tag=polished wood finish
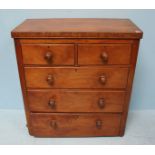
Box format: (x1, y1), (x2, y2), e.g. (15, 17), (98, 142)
(14, 39), (31, 127)
(27, 89), (125, 112)
(20, 39), (134, 44)
(78, 44), (131, 65)
(29, 113), (121, 137)
(12, 18), (142, 137)
(25, 67), (129, 89)
(119, 39), (140, 136)
(21, 44), (75, 65)
(11, 18), (143, 39)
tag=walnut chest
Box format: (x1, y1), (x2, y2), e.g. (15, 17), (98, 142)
(11, 18), (143, 137)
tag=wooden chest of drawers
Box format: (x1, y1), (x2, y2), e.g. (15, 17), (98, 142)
(11, 18), (143, 137)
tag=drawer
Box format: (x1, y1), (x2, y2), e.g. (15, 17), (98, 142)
(21, 44), (75, 65)
(29, 113), (121, 137)
(78, 44), (131, 65)
(27, 89), (125, 112)
(25, 67), (129, 89)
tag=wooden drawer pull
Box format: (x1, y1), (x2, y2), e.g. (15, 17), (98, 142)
(100, 52), (108, 63)
(96, 120), (102, 129)
(46, 74), (54, 86)
(44, 51), (53, 63)
(99, 74), (106, 85)
(98, 98), (105, 109)
(50, 120), (58, 129)
(48, 99), (56, 109)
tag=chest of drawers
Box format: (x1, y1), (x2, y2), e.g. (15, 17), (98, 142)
(11, 18), (143, 137)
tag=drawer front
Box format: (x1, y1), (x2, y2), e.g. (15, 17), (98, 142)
(27, 90), (125, 112)
(29, 113), (121, 137)
(78, 44), (131, 65)
(21, 44), (75, 65)
(25, 67), (129, 89)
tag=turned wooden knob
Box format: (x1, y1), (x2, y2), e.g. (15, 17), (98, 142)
(100, 52), (108, 63)
(99, 74), (106, 85)
(50, 120), (57, 129)
(96, 120), (102, 129)
(44, 51), (53, 63)
(46, 74), (54, 85)
(98, 98), (105, 109)
(48, 99), (56, 109)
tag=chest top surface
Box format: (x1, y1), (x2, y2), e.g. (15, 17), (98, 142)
(11, 18), (143, 39)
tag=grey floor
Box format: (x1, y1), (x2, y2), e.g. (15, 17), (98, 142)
(0, 109), (155, 145)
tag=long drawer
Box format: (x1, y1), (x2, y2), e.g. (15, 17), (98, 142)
(27, 89), (125, 112)
(29, 113), (121, 137)
(25, 67), (129, 89)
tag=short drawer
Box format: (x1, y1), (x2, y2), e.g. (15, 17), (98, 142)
(27, 89), (125, 112)
(25, 67), (129, 89)
(29, 113), (121, 137)
(78, 44), (131, 65)
(21, 44), (75, 65)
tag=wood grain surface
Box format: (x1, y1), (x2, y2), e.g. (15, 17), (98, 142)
(29, 113), (121, 137)
(25, 67), (129, 89)
(11, 18), (143, 38)
(22, 44), (75, 65)
(27, 89), (126, 112)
